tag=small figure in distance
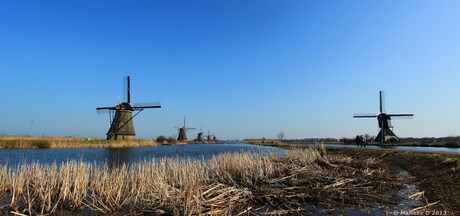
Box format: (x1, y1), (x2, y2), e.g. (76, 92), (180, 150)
(360, 135), (366, 148)
(355, 135), (361, 148)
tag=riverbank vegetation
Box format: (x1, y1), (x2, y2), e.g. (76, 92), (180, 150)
(338, 136), (460, 148)
(326, 147), (460, 214)
(0, 136), (159, 149)
(254, 136), (460, 148)
(1, 145), (410, 215)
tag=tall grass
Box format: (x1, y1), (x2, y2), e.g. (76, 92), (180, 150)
(208, 152), (280, 187)
(0, 146), (396, 215)
(0, 136), (159, 149)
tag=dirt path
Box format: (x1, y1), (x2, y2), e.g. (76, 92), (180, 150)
(327, 147), (460, 215)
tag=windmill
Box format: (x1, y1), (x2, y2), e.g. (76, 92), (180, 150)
(175, 117), (195, 141)
(97, 76), (161, 140)
(196, 127), (204, 142)
(354, 91), (413, 144)
(205, 130), (215, 142)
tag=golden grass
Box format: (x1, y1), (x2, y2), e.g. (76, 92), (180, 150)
(0, 136), (159, 149)
(0, 145), (399, 215)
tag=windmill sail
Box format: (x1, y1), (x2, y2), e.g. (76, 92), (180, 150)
(97, 76), (161, 140)
(353, 91), (413, 144)
(176, 117), (195, 141)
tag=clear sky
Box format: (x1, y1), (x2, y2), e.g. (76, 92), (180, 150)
(1, 0), (459, 140)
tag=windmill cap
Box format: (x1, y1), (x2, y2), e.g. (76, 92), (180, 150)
(116, 102), (134, 111)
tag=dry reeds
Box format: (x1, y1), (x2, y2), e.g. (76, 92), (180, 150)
(0, 136), (159, 149)
(0, 145), (399, 215)
(208, 152), (281, 188)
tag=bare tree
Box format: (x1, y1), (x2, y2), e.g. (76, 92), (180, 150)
(277, 132), (285, 140)
(364, 133), (370, 142)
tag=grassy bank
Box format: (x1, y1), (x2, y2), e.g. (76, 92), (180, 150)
(0, 136), (159, 149)
(0, 146), (405, 215)
(246, 138), (460, 148)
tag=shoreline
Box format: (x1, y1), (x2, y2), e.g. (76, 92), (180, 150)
(0, 135), (160, 149)
(0, 135), (227, 149)
(244, 139), (460, 150)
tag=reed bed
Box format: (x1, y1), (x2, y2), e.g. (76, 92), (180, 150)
(0, 136), (158, 149)
(0, 145), (400, 215)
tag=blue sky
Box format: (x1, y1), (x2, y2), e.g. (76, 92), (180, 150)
(1, 0), (459, 140)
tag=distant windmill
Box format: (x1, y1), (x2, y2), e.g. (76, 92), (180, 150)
(196, 127), (204, 142)
(97, 76), (161, 140)
(354, 91), (413, 144)
(175, 117), (195, 141)
(205, 130), (215, 141)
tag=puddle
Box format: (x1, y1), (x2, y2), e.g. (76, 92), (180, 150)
(381, 170), (424, 215)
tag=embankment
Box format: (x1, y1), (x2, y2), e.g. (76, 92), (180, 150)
(0, 136), (159, 149)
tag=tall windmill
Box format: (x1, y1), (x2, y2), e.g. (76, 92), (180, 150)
(354, 91), (413, 144)
(97, 76), (161, 140)
(175, 117), (195, 141)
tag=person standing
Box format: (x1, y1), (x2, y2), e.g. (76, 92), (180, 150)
(355, 135), (361, 148)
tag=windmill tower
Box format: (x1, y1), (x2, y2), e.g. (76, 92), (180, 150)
(354, 91), (413, 144)
(175, 117), (195, 141)
(196, 127), (204, 142)
(205, 130), (215, 142)
(97, 76), (161, 140)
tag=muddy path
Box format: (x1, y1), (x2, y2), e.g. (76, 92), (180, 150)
(327, 147), (460, 215)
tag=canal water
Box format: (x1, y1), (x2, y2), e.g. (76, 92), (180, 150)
(0, 143), (286, 166)
(1, 142), (458, 167)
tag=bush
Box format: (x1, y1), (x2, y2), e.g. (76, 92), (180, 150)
(445, 136), (460, 148)
(166, 136), (176, 144)
(156, 135), (167, 143)
(32, 140), (51, 148)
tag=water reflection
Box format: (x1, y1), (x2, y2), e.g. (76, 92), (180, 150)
(106, 147), (134, 167)
(0, 143), (286, 167)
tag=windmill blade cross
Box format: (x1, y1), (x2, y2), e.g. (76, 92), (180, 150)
(388, 114), (414, 119)
(96, 106), (116, 110)
(123, 76), (131, 103)
(353, 113), (378, 118)
(388, 114), (413, 117)
(380, 91), (386, 113)
(133, 102), (161, 109)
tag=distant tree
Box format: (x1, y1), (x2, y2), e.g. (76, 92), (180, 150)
(364, 134), (371, 142)
(277, 132), (285, 140)
(156, 135), (166, 143)
(339, 137), (354, 144)
(446, 136), (460, 147)
(166, 136), (176, 144)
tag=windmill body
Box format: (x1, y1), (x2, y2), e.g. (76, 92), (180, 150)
(196, 132), (204, 142)
(97, 76), (161, 140)
(196, 127), (204, 142)
(176, 117), (195, 142)
(354, 91), (413, 144)
(177, 128), (187, 141)
(106, 103), (136, 140)
(205, 130), (215, 141)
